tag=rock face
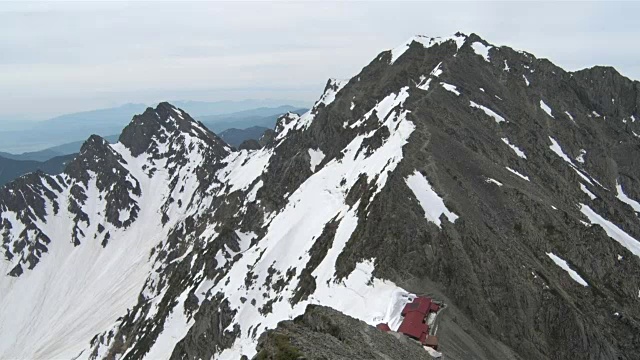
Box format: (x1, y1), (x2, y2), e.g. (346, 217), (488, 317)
(253, 305), (435, 360)
(2, 33), (640, 360)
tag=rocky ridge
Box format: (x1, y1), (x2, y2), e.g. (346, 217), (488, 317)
(1, 33), (640, 359)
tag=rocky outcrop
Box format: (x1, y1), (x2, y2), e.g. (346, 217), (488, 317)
(253, 305), (435, 360)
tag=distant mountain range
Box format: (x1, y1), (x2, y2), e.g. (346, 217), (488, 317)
(218, 126), (270, 148)
(0, 135), (120, 162)
(172, 99), (308, 117)
(199, 106), (307, 133)
(0, 100), (309, 153)
(210, 107), (310, 147)
(0, 104), (147, 154)
(0, 153), (76, 186)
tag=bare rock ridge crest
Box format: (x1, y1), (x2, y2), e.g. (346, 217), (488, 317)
(1, 32), (640, 359)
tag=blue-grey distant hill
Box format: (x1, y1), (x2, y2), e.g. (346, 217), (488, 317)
(0, 153), (76, 187)
(172, 100), (308, 117)
(198, 106), (307, 133)
(218, 126), (270, 148)
(0, 100), (309, 153)
(0, 135), (120, 162)
(0, 103), (147, 154)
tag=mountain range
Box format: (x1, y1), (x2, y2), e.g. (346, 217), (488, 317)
(1, 32), (640, 360)
(0, 153), (76, 187)
(0, 106), (305, 185)
(0, 101), (308, 154)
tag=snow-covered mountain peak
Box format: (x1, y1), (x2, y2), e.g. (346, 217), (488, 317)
(274, 112), (301, 135)
(4, 33), (640, 360)
(119, 102), (230, 159)
(389, 32), (469, 64)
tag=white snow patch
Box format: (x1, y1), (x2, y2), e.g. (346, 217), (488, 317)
(564, 111), (574, 121)
(580, 183), (597, 200)
(503, 60), (510, 71)
(275, 113), (302, 141)
(318, 79), (347, 107)
(576, 149), (586, 164)
(144, 290), (194, 359)
(616, 180), (640, 213)
(425, 347), (443, 358)
(581, 204), (640, 257)
(592, 111), (601, 117)
(540, 100), (555, 118)
(440, 82), (460, 96)
(501, 138), (527, 159)
(430, 62), (443, 77)
(523, 75), (530, 86)
(218, 148), (273, 192)
(308, 148), (326, 172)
(548, 137), (574, 163)
(546, 252), (589, 286)
(506, 167), (530, 181)
(405, 171), (458, 228)
(471, 41), (492, 62)
(548, 137), (598, 186)
(417, 75), (432, 91)
(246, 180), (263, 203)
(470, 101), (506, 123)
(479, 87), (485, 92)
(485, 178), (503, 186)
(276, 79), (346, 139)
(389, 34), (466, 64)
(353, 87), (411, 128)
(118, 208), (130, 223)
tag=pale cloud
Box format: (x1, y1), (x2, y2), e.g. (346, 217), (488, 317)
(1, 1), (638, 120)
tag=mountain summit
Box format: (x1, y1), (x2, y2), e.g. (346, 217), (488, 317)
(1, 33), (640, 359)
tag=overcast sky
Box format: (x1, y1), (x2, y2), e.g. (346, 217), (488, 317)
(2, 1), (639, 121)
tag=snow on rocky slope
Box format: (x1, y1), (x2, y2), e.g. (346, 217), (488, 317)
(2, 33), (640, 360)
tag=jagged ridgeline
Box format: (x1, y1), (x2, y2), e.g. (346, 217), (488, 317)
(1, 33), (640, 359)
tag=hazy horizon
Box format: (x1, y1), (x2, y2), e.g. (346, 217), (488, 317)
(0, 98), (312, 123)
(2, 1), (639, 121)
